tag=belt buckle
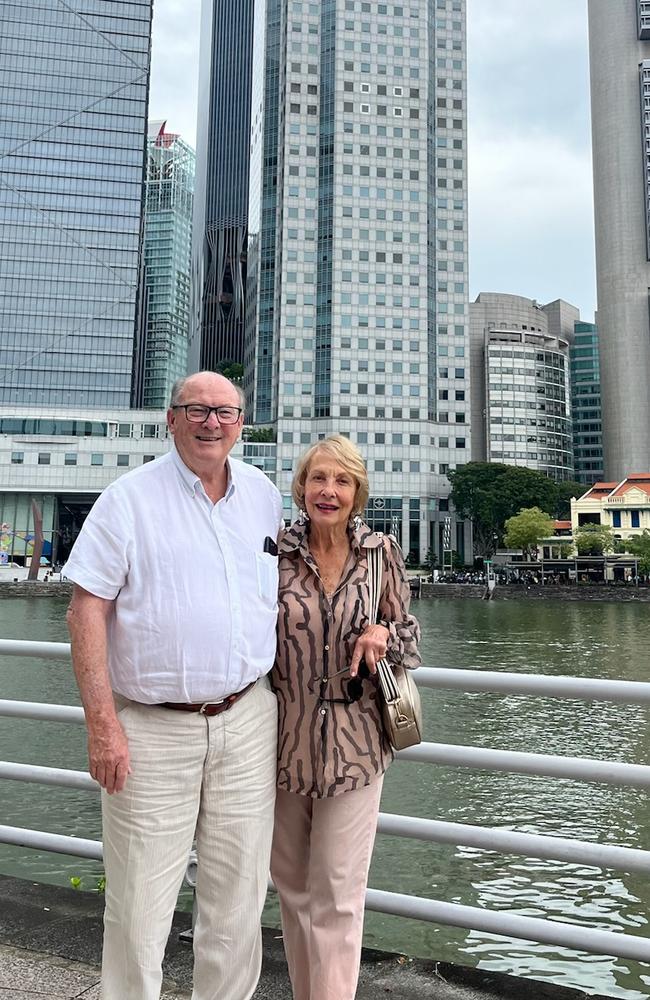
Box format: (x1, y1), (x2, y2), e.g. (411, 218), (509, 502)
(199, 699), (224, 714)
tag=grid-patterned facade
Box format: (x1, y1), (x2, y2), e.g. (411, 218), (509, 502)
(570, 321), (604, 485)
(245, 0), (470, 562)
(189, 0), (256, 372)
(138, 124), (195, 409)
(0, 0), (152, 407)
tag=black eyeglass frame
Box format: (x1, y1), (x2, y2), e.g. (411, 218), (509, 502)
(171, 404), (243, 425)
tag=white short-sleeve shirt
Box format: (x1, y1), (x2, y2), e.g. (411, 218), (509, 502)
(63, 449), (284, 703)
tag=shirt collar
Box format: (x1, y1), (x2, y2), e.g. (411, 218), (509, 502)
(171, 446), (236, 501)
(279, 517), (382, 558)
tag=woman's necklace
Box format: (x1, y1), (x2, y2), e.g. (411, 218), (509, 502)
(311, 541), (350, 598)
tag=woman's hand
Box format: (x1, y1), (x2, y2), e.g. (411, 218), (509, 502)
(350, 624), (390, 676)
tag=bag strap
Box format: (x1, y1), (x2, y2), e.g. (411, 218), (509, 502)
(367, 536), (401, 704)
(366, 534), (384, 624)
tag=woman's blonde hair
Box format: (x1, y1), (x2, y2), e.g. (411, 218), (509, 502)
(292, 434), (369, 517)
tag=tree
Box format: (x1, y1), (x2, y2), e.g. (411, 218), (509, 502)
(574, 523), (615, 556)
(626, 530), (650, 574)
(241, 426), (276, 443)
(448, 462), (558, 557)
(504, 507), (555, 559)
(554, 481), (585, 519)
(215, 360), (244, 383)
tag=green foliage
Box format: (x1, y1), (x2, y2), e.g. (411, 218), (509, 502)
(558, 542), (574, 559)
(625, 530), (650, 574)
(241, 426), (276, 443)
(69, 873), (106, 893)
(574, 523), (615, 556)
(553, 481), (585, 519)
(214, 360), (244, 383)
(504, 507), (555, 558)
(448, 462), (558, 556)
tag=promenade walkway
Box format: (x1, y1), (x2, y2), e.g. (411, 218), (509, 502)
(0, 875), (611, 1000)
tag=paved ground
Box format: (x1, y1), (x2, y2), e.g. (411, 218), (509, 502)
(0, 875), (609, 999)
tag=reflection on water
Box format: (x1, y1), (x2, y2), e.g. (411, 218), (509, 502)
(1, 596), (650, 997)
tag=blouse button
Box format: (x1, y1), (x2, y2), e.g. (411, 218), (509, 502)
(320, 708), (327, 716)
(324, 644), (329, 651)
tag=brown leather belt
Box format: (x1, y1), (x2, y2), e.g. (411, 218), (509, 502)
(160, 681), (256, 717)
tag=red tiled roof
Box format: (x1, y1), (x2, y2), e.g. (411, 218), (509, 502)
(579, 482), (617, 500)
(554, 520), (572, 529)
(610, 473), (650, 498)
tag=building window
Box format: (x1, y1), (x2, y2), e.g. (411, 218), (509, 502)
(64, 453), (77, 466)
(631, 510), (640, 528)
(38, 453), (50, 465)
(11, 452), (23, 464)
(612, 510), (621, 528)
(117, 455), (129, 468)
(91, 454), (103, 466)
(143, 455), (155, 464)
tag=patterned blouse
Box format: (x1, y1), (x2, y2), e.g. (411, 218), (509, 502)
(271, 519), (421, 798)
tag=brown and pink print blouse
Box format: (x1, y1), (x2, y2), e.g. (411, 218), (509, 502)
(271, 519), (421, 798)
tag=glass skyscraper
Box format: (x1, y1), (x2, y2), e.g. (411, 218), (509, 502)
(136, 123), (195, 409)
(189, 0), (256, 372)
(570, 321), (604, 485)
(244, 0), (471, 562)
(0, 0), (152, 407)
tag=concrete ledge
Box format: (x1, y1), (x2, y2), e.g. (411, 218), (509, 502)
(0, 874), (611, 999)
(421, 583), (650, 602)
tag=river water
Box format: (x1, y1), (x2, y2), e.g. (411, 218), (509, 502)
(1, 594), (649, 998)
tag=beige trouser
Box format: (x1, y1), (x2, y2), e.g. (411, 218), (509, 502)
(270, 777), (384, 1000)
(100, 678), (277, 1000)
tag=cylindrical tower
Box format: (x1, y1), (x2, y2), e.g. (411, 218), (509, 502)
(588, 0), (650, 478)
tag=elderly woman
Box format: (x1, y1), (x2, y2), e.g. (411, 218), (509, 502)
(270, 434), (420, 1000)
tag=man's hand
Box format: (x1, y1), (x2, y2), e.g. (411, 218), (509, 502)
(87, 718), (131, 794)
(349, 624), (390, 677)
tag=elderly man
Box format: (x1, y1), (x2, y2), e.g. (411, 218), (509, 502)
(64, 372), (282, 1000)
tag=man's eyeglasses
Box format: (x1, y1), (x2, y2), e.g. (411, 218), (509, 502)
(172, 404), (243, 425)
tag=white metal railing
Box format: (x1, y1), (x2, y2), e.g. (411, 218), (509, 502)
(2, 638), (650, 964)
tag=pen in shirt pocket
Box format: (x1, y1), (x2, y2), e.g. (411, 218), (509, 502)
(263, 536), (278, 556)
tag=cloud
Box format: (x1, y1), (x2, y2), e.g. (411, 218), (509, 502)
(467, 0), (596, 318)
(149, 0), (201, 145)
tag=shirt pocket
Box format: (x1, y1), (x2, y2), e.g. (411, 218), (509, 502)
(255, 551), (279, 606)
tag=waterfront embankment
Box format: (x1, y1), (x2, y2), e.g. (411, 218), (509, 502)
(420, 583), (650, 602)
(0, 875), (613, 1000)
(4, 580), (650, 603)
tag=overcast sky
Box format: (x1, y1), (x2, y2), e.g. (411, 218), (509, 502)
(149, 0), (596, 321)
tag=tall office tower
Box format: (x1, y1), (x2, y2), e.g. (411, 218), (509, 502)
(571, 321), (604, 485)
(470, 293), (575, 481)
(0, 0), (153, 407)
(135, 123), (195, 409)
(245, 0), (471, 563)
(189, 0), (256, 372)
(588, 0), (650, 478)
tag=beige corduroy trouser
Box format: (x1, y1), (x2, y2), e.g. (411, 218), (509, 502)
(270, 777), (384, 1000)
(100, 678), (277, 1000)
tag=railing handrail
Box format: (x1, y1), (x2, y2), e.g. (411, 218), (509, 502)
(4, 638), (650, 704)
(3, 637), (650, 967)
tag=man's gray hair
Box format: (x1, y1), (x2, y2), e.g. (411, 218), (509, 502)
(170, 373), (246, 412)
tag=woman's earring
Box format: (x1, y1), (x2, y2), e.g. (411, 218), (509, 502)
(351, 513), (362, 531)
(298, 508), (310, 525)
